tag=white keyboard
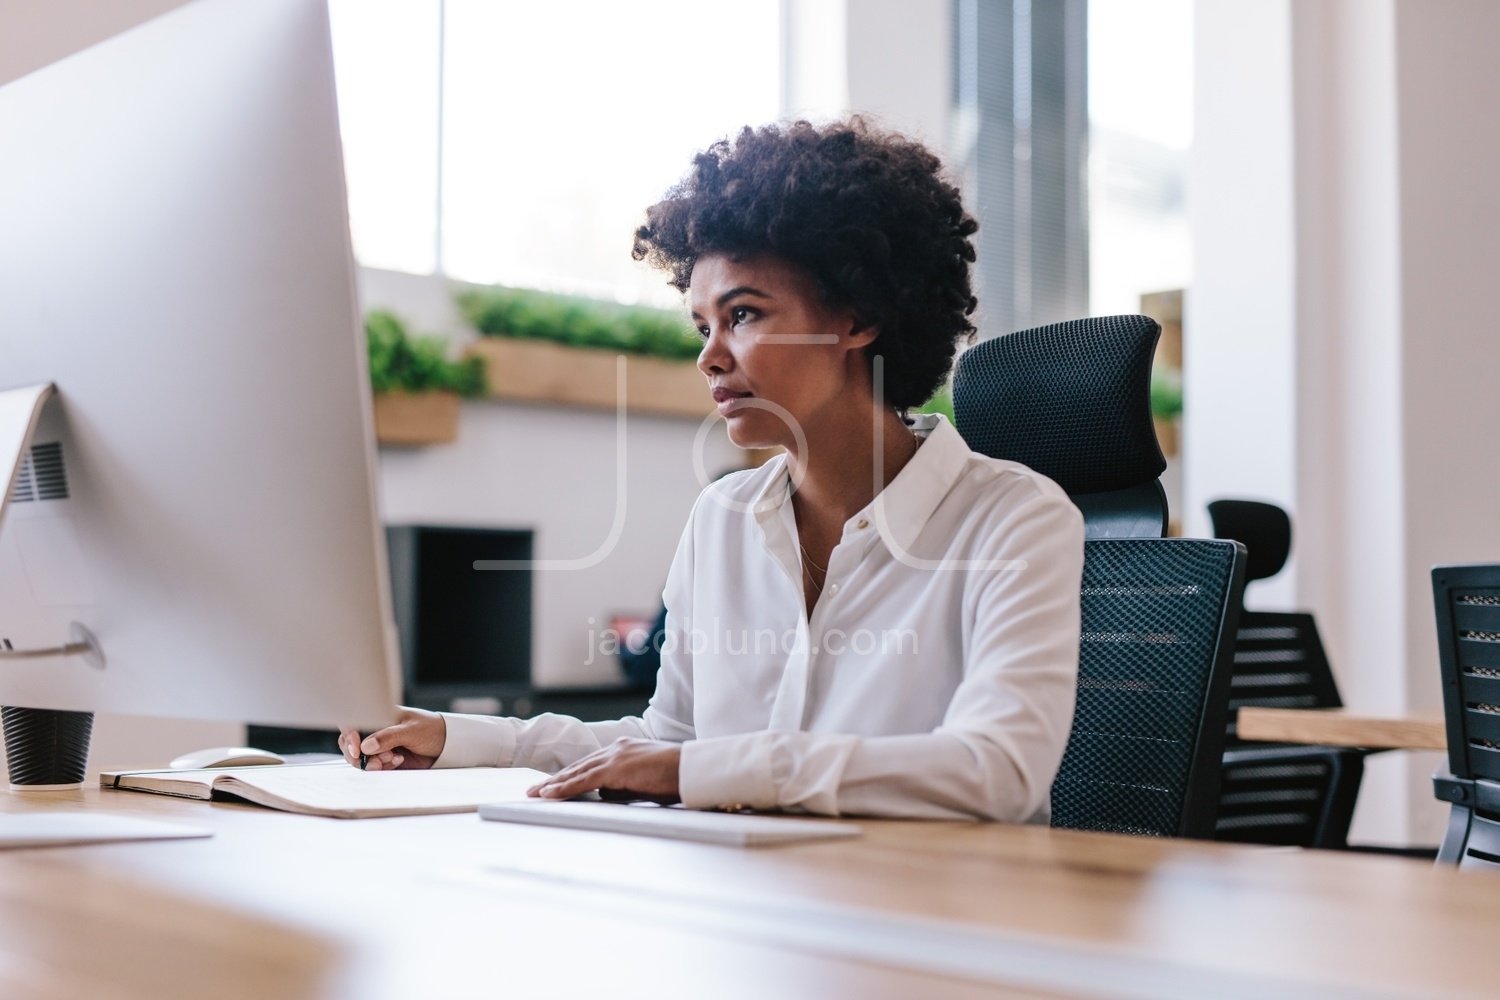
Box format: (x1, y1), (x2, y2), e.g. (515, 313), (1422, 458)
(478, 800), (861, 847)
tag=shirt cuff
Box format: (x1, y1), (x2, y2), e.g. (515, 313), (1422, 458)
(678, 733), (778, 810)
(434, 713), (518, 769)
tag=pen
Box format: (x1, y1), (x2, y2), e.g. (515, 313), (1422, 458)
(356, 732), (368, 770)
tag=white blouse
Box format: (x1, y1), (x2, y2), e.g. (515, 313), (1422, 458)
(435, 412), (1084, 821)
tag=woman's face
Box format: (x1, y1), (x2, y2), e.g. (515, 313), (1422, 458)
(690, 253), (873, 450)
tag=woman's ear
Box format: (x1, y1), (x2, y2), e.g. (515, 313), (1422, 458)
(845, 315), (879, 350)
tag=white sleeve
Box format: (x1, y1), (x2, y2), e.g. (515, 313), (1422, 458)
(676, 491), (1083, 821)
(433, 496), (700, 773)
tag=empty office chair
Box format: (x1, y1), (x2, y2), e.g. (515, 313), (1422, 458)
(1431, 564), (1500, 869)
(1207, 499), (1364, 849)
(954, 315), (1246, 837)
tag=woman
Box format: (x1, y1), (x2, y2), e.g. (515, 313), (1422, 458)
(341, 119), (1084, 822)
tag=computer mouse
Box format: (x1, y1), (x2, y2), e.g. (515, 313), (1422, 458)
(168, 746), (287, 770)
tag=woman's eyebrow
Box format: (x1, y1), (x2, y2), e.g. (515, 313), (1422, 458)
(691, 286), (773, 322)
(716, 286), (773, 308)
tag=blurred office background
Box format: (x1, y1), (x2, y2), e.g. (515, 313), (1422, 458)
(3, 0), (1496, 849)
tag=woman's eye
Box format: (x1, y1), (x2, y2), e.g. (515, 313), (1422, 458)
(695, 325), (711, 339)
(731, 306), (755, 325)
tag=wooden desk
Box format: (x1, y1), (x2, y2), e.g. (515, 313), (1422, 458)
(0, 784), (1495, 999)
(1237, 707), (1448, 751)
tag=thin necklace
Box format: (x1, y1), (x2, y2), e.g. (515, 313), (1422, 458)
(798, 539), (827, 588)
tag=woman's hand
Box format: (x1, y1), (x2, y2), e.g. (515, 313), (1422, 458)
(338, 707), (446, 770)
(528, 738), (682, 803)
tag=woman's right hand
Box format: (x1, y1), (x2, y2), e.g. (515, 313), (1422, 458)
(339, 707), (447, 770)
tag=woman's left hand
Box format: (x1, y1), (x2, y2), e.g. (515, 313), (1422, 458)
(527, 738), (682, 803)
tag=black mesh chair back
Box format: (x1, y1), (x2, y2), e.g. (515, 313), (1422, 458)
(1431, 564), (1500, 868)
(1207, 497), (1361, 849)
(1207, 499), (1292, 583)
(953, 316), (1169, 539)
(1050, 538), (1246, 838)
(1214, 743), (1363, 848)
(1222, 612), (1343, 742)
(1209, 499), (1341, 731)
(1214, 612), (1360, 849)
(1213, 609), (1361, 849)
(1207, 500), (1343, 729)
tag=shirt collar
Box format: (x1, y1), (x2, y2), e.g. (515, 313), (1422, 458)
(749, 412), (973, 552)
(867, 412), (972, 554)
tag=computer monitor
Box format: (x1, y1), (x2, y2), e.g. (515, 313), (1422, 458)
(386, 525), (535, 709)
(0, 0), (400, 762)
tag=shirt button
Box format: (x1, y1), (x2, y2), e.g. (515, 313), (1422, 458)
(828, 583), (839, 593)
(811, 646), (820, 654)
(856, 518), (869, 529)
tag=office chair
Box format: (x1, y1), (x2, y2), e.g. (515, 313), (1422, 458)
(952, 314), (1168, 540)
(1056, 537), (1246, 836)
(1430, 564), (1500, 869)
(1207, 499), (1364, 849)
(953, 315), (1246, 838)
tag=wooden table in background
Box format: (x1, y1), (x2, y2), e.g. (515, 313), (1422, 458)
(1238, 707), (1447, 751)
(0, 780), (1494, 999)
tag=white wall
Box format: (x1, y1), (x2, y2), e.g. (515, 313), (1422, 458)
(1184, 1), (1298, 606)
(844, 0), (952, 150)
(1387, 0), (1500, 841)
(1288, 0), (1412, 846)
(1190, 0), (1500, 845)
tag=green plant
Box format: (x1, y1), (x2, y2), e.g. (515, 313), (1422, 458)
(455, 285), (701, 361)
(366, 310), (486, 398)
(914, 384), (954, 423)
(1150, 366), (1184, 421)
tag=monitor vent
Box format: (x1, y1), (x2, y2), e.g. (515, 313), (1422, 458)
(8, 460), (34, 503)
(6, 442), (69, 504)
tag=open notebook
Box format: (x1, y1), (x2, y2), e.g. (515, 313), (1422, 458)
(101, 761), (548, 819)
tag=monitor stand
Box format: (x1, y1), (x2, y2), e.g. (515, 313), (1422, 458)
(0, 385), (200, 844)
(0, 379), (102, 707)
(0, 384), (108, 668)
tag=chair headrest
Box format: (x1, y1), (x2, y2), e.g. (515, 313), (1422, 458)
(1206, 499), (1291, 581)
(951, 314), (1167, 496)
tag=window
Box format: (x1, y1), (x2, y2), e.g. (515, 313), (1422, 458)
(1086, 0), (1193, 315)
(328, 0), (442, 276)
(953, 0), (1090, 338)
(330, 0), (782, 307)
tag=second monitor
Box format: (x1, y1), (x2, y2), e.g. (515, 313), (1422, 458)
(386, 525), (533, 713)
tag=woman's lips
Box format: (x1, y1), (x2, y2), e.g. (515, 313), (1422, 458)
(711, 387), (752, 412)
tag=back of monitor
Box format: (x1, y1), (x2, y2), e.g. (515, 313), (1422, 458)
(0, 0), (399, 728)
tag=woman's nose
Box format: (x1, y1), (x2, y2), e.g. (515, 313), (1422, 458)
(697, 326), (730, 376)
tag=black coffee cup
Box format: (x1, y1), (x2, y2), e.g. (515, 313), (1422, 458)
(2, 707), (93, 789)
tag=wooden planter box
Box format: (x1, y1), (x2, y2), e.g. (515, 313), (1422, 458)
(373, 390), (461, 446)
(465, 338), (711, 419)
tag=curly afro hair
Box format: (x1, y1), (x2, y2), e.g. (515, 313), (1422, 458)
(631, 118), (978, 411)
